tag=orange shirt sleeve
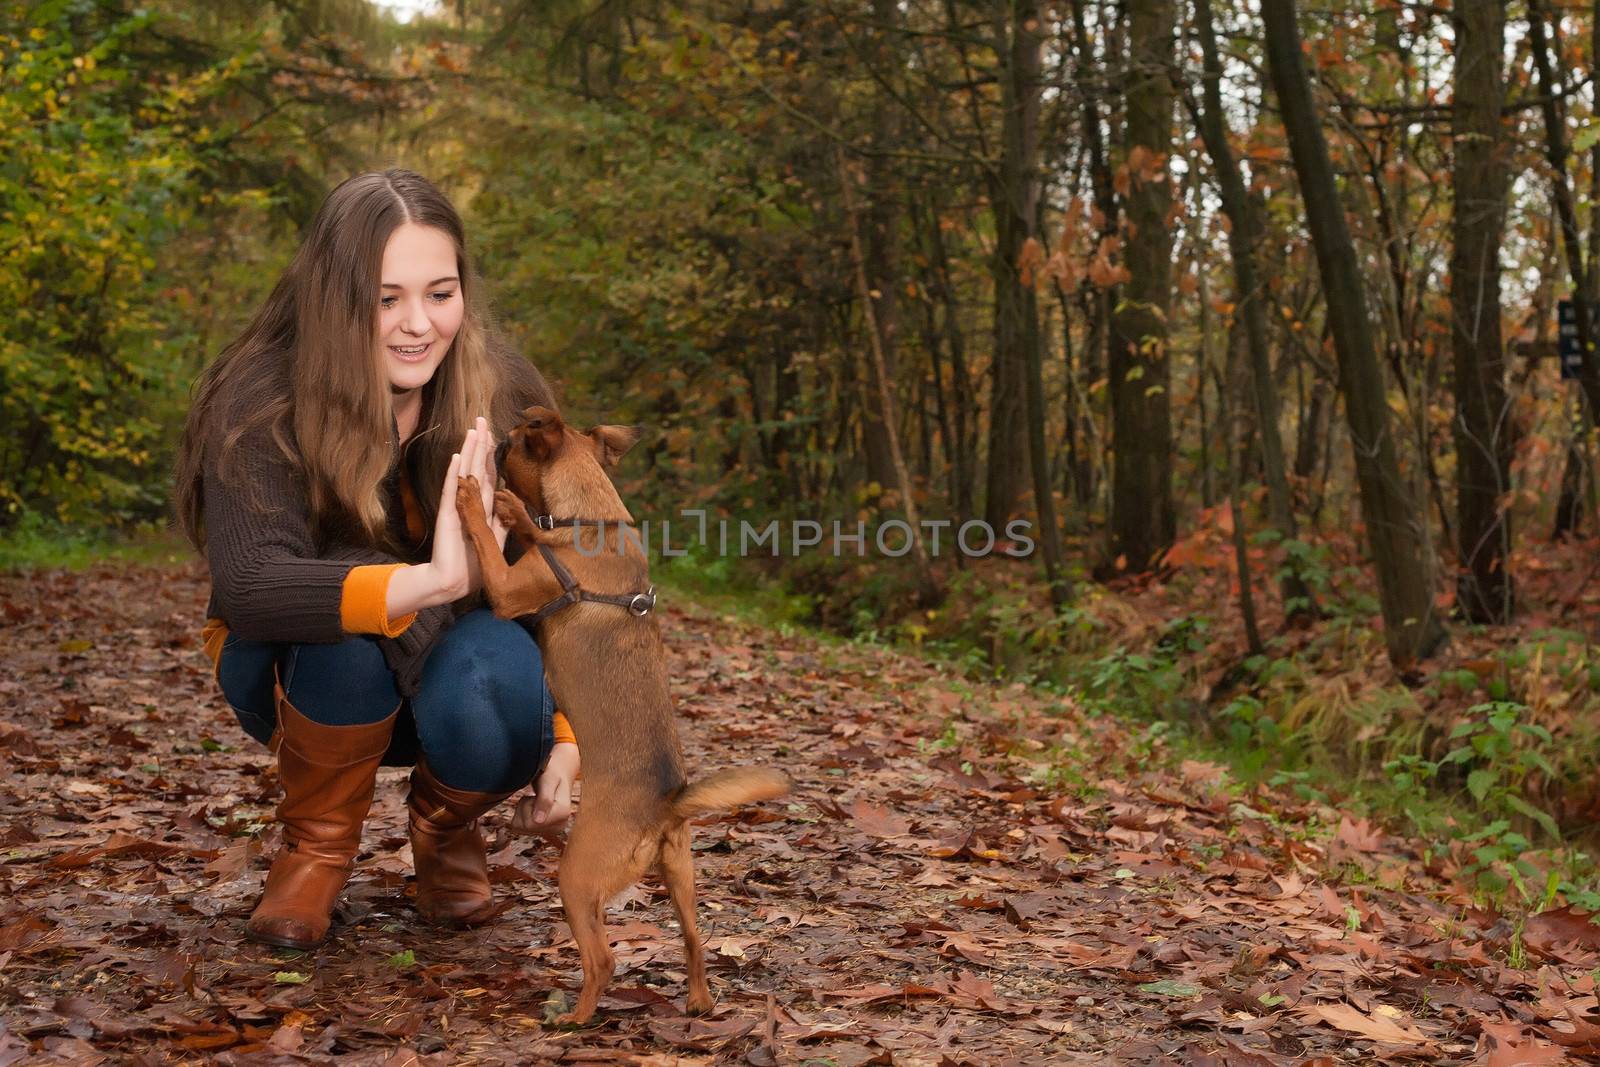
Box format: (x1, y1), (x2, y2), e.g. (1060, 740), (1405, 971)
(340, 563), (417, 637)
(552, 709), (579, 781)
(201, 617), (229, 682)
(552, 710), (575, 746)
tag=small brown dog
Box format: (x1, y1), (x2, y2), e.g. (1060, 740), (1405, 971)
(455, 406), (791, 1025)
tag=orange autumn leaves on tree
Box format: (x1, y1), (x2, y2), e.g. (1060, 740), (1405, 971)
(1113, 144), (1168, 196)
(1019, 196), (1130, 291)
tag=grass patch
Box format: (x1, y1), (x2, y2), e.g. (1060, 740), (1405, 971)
(651, 541), (821, 637)
(0, 509), (194, 573)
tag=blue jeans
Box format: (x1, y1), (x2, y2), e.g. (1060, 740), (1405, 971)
(217, 608), (555, 793)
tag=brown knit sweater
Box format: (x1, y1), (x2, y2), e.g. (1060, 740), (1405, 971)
(196, 354), (560, 702)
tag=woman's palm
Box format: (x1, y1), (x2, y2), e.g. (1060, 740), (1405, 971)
(430, 417), (505, 599)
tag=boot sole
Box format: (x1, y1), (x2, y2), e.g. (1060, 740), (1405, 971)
(417, 907), (494, 928)
(244, 925), (325, 951)
(417, 898), (506, 928)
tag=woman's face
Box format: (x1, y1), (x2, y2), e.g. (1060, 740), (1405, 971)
(377, 222), (464, 393)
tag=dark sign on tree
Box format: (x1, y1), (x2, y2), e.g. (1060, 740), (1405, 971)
(1558, 299), (1592, 380)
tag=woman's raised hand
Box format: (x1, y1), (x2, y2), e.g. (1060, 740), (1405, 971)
(427, 417), (508, 603)
(387, 417), (504, 614)
(458, 416), (508, 593)
(426, 448), (472, 603)
(468, 416), (509, 552)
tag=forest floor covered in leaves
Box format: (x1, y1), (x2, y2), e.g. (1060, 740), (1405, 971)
(3, 561), (1600, 1065)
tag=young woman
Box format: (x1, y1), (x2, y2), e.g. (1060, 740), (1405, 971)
(171, 169), (579, 950)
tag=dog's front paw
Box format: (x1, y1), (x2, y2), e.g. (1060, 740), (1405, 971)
(456, 475), (481, 517)
(494, 489), (526, 529)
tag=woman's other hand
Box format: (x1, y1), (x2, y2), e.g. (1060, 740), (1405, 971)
(512, 742), (578, 836)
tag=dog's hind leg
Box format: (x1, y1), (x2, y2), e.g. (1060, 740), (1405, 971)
(658, 821), (712, 1014)
(554, 871), (613, 1024)
(554, 818), (617, 1026)
(553, 816), (649, 1025)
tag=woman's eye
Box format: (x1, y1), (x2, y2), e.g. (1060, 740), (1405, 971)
(380, 292), (453, 308)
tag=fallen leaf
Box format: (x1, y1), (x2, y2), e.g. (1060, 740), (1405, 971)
(1297, 1001), (1429, 1046)
(846, 800), (911, 838)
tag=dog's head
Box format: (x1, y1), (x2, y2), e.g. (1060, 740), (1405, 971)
(498, 406), (641, 518)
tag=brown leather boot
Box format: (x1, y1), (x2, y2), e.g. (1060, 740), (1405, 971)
(245, 683), (397, 950)
(407, 758), (514, 926)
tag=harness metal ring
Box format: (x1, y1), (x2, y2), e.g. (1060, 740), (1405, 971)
(629, 588), (656, 616)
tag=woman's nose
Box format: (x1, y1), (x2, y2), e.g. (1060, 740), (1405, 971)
(403, 297), (431, 335)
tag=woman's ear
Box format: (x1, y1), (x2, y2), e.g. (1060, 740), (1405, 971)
(588, 425), (642, 470)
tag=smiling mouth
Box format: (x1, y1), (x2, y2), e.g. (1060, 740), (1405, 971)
(389, 342), (432, 360)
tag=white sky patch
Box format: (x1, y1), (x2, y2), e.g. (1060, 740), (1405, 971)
(373, 0), (441, 23)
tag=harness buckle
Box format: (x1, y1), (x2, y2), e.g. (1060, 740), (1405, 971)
(534, 514), (555, 530)
(629, 586), (657, 616)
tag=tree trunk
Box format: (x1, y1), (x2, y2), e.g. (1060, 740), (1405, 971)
(1215, 306), (1264, 656)
(982, 0), (1032, 529)
(1556, 425), (1588, 538)
(838, 146), (941, 606)
(1108, 0), (1176, 572)
(1068, 0), (1116, 514)
(859, 0), (903, 497)
(1261, 0), (1447, 666)
(1529, 0), (1600, 537)
(993, 0), (1069, 600)
(915, 198), (972, 524)
(1450, 0), (1515, 622)
(1191, 0), (1313, 618)
(925, 201), (977, 518)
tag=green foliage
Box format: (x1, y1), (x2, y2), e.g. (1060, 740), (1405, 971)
(1383, 700), (1563, 894)
(2, 0), (432, 534)
(463, 74), (788, 517)
(1274, 536), (1331, 616)
(0, 1), (229, 526)
(1079, 644), (1188, 719)
(1217, 694), (1279, 774)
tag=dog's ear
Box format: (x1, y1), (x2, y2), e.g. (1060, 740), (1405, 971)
(520, 406), (565, 456)
(588, 424), (642, 470)
(522, 405), (562, 429)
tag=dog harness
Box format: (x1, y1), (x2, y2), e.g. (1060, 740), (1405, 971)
(519, 516), (658, 625)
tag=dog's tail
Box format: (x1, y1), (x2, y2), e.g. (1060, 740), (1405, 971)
(670, 766), (791, 820)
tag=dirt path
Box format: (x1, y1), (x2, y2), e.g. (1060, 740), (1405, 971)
(1, 562), (1598, 1065)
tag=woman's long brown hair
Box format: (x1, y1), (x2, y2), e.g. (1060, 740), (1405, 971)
(172, 169), (555, 556)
